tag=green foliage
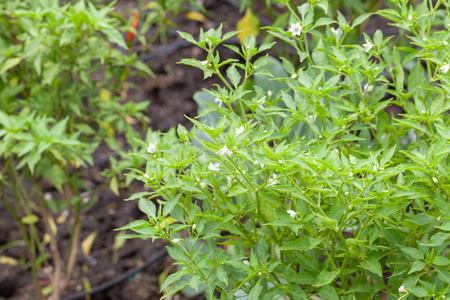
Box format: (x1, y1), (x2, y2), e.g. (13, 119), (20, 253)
(122, 0), (450, 299)
(0, 0), (152, 298)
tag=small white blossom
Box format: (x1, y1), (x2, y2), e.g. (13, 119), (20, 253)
(423, 37), (427, 41)
(291, 74), (297, 79)
(215, 98), (223, 107)
(146, 142), (156, 154)
(243, 260), (250, 266)
(258, 96), (266, 109)
(44, 192), (52, 202)
(227, 176), (232, 187)
(200, 60), (208, 66)
(218, 146), (233, 156)
(208, 162), (220, 171)
(172, 238), (181, 244)
(433, 177), (438, 183)
(373, 165), (378, 172)
(444, 41), (448, 46)
(364, 84), (374, 93)
(236, 126), (244, 135)
(421, 110), (426, 114)
(267, 90), (272, 97)
(268, 173), (279, 186)
(440, 64), (450, 74)
(349, 172), (353, 177)
(199, 182), (207, 189)
(398, 285), (406, 293)
(287, 210), (296, 218)
(408, 15), (413, 21)
(254, 159), (264, 168)
(362, 40), (373, 52)
(61, 209), (69, 218)
(331, 27), (337, 35)
(192, 224), (196, 230)
(345, 192), (349, 195)
(143, 173), (151, 181)
(288, 22), (303, 36)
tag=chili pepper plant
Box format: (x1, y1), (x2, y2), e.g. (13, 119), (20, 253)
(121, 0), (450, 299)
(0, 0), (152, 299)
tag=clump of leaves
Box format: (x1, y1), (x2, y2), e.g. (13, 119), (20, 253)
(121, 0), (450, 299)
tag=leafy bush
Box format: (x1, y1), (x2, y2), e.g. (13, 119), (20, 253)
(0, 0), (151, 298)
(121, 0), (450, 299)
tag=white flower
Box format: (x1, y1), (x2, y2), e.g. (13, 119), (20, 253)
(433, 177), (438, 183)
(227, 176), (232, 187)
(398, 285), (406, 293)
(362, 40), (373, 52)
(267, 90), (272, 97)
(444, 41), (448, 46)
(287, 210), (296, 218)
(218, 146), (233, 156)
(363, 84), (374, 93)
(258, 96), (266, 109)
(243, 260), (250, 266)
(408, 15), (413, 21)
(143, 173), (151, 181)
(201, 60), (208, 66)
(146, 142), (156, 154)
(331, 27), (337, 34)
(440, 64), (450, 74)
(214, 98), (223, 107)
(291, 74), (297, 79)
(199, 182), (207, 189)
(349, 172), (353, 177)
(44, 192), (52, 202)
(268, 173), (279, 186)
(373, 165), (378, 172)
(192, 224), (196, 230)
(288, 22), (303, 36)
(345, 192), (349, 195)
(208, 162), (220, 171)
(172, 238), (181, 244)
(236, 126), (244, 135)
(254, 159), (264, 168)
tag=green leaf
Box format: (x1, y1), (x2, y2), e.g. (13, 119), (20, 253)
(361, 257), (383, 278)
(226, 64), (241, 88)
(21, 214), (39, 225)
(408, 260), (426, 274)
(373, 202), (409, 217)
(161, 280), (189, 298)
(420, 232), (450, 247)
(163, 194), (181, 216)
(216, 268), (228, 285)
(248, 278), (263, 300)
(319, 286), (339, 300)
(433, 256), (450, 266)
(380, 146), (396, 166)
(437, 267), (450, 284)
(115, 220), (149, 231)
(401, 247), (424, 260)
(101, 27), (127, 48)
(435, 222), (450, 231)
(435, 124), (450, 139)
(409, 213), (434, 226)
(0, 58), (21, 74)
(313, 17), (335, 28)
(352, 13), (372, 28)
(408, 286), (428, 298)
(139, 198), (156, 220)
(278, 238), (310, 251)
(313, 270), (339, 287)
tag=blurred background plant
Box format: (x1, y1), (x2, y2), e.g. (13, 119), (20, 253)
(0, 0), (152, 298)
